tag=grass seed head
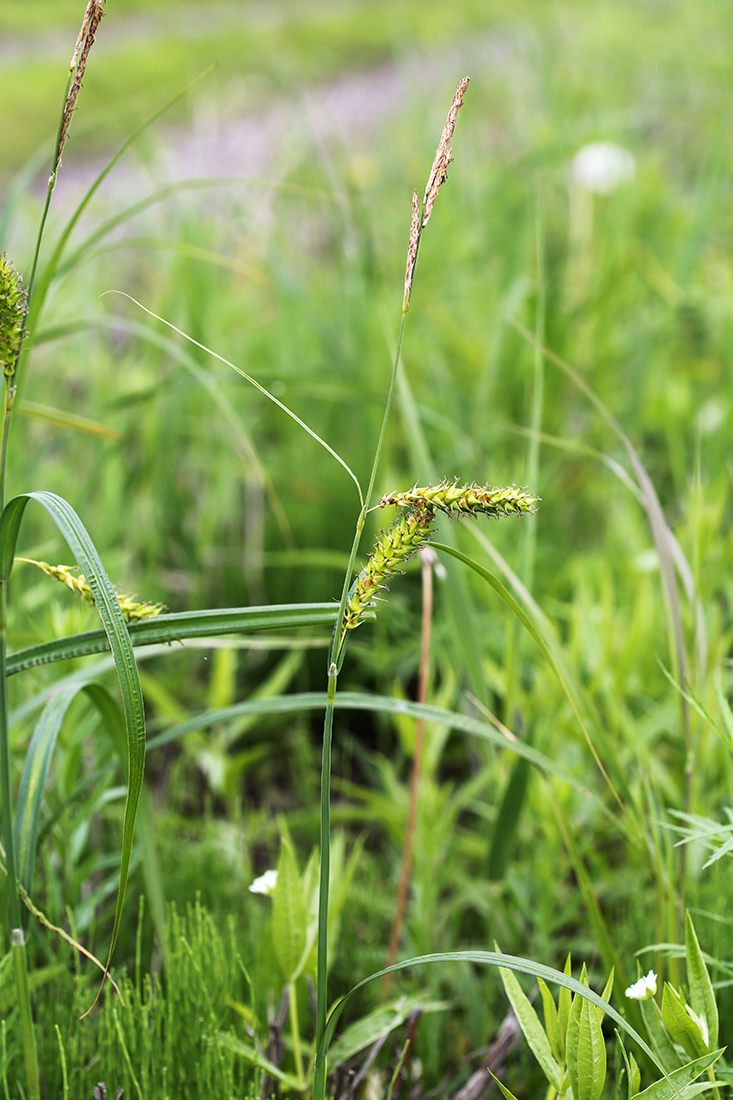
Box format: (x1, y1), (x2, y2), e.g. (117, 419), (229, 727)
(57, 0), (105, 175)
(379, 480), (540, 519)
(26, 559), (165, 622)
(403, 189), (420, 314)
(0, 254), (27, 381)
(342, 505), (437, 635)
(422, 76), (469, 228)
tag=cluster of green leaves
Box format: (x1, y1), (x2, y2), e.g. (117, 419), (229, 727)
(499, 914), (730, 1100)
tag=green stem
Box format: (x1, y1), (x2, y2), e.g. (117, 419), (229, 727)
(288, 979), (305, 1086)
(314, 663), (338, 1097)
(0, 579), (39, 1098)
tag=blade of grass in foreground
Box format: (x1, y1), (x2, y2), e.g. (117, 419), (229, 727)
(7, 603), (339, 674)
(312, 950), (672, 1100)
(0, 490), (145, 1010)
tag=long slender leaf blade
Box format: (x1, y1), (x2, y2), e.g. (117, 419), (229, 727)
(13, 683), (81, 901)
(1, 492), (145, 996)
(7, 604), (339, 675)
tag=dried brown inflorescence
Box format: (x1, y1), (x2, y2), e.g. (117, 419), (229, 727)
(422, 75), (470, 228)
(55, 0), (106, 177)
(402, 77), (470, 313)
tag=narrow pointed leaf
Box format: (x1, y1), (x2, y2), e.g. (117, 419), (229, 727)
(662, 984), (707, 1060)
(685, 912), (718, 1049)
(0, 491), (145, 999)
(634, 1050), (724, 1100)
(538, 977), (564, 1064)
(499, 964), (561, 1090)
(7, 604), (339, 675)
(640, 997), (683, 1072)
(566, 975), (607, 1100)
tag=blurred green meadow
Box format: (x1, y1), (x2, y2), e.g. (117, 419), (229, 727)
(2, 0), (733, 1096)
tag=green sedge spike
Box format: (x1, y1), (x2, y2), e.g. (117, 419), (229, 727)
(342, 506), (437, 637)
(0, 254), (27, 382)
(21, 559), (165, 622)
(379, 480), (540, 519)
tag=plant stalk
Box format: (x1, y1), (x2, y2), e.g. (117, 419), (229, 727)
(0, 578), (39, 1097)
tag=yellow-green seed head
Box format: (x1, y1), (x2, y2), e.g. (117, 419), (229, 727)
(26, 559), (164, 622)
(379, 480), (539, 520)
(0, 254), (27, 380)
(342, 506), (436, 635)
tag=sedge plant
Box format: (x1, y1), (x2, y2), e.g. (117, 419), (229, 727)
(1, 7), (716, 1095)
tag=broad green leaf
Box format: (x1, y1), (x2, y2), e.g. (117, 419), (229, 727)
(662, 984), (707, 1060)
(328, 995), (449, 1067)
(1, 491), (145, 1002)
(272, 835), (307, 982)
(634, 1050), (724, 1100)
(538, 977), (564, 1063)
(640, 996), (684, 1072)
(499, 963), (561, 1090)
(566, 968), (606, 1100)
(685, 912), (718, 1049)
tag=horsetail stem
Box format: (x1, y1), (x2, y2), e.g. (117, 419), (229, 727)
(20, 559), (165, 622)
(379, 480), (540, 519)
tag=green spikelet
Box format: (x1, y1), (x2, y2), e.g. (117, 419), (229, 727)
(379, 479), (539, 519)
(25, 559), (165, 622)
(342, 506), (436, 636)
(0, 254), (27, 381)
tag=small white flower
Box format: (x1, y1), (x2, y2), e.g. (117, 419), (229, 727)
(249, 868), (278, 896)
(571, 142), (636, 194)
(625, 970), (657, 1000)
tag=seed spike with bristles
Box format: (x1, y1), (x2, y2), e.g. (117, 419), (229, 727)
(0, 255), (27, 382)
(379, 480), (540, 520)
(20, 558), (165, 622)
(341, 506), (437, 638)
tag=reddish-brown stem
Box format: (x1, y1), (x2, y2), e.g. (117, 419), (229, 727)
(383, 550), (434, 990)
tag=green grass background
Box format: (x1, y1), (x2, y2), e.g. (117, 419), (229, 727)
(2, 0), (733, 1096)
